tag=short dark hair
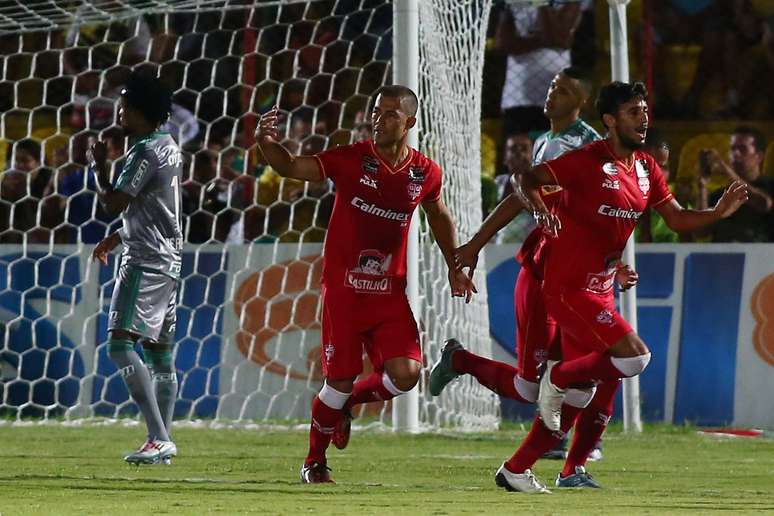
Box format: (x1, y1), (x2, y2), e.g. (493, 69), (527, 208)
(732, 126), (766, 153)
(14, 138), (41, 162)
(121, 69), (172, 126)
(596, 81), (648, 127)
(562, 66), (593, 99)
(373, 85), (419, 117)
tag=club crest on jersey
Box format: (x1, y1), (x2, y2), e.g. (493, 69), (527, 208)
(595, 309), (615, 326)
(408, 166), (426, 183)
(407, 182), (422, 200)
(346, 249), (393, 294)
(362, 155), (379, 174)
(635, 160), (650, 195)
(602, 162), (618, 176)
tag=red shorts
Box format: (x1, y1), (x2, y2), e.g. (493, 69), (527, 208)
(543, 290), (633, 360)
(320, 285), (421, 380)
(514, 268), (560, 383)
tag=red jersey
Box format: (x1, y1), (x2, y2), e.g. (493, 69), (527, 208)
(516, 186), (562, 280)
(315, 140), (442, 295)
(540, 139), (673, 294)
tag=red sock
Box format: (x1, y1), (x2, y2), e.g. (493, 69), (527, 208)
(452, 350), (528, 402)
(562, 380), (619, 477)
(344, 372), (397, 411)
(551, 352), (624, 389)
(505, 404), (583, 473)
(306, 396), (342, 465)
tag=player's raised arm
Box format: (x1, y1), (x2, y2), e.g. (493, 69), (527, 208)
(655, 180), (749, 233)
(88, 141), (134, 215)
(422, 196), (477, 303)
(255, 107), (323, 182)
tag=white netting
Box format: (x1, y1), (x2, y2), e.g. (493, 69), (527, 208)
(0, 0), (497, 430)
(416, 0), (498, 429)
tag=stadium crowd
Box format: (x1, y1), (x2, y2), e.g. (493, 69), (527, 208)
(0, 0), (773, 245)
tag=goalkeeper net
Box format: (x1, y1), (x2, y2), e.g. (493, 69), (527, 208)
(0, 0), (498, 430)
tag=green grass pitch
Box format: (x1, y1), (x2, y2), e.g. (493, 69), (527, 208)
(0, 423), (772, 515)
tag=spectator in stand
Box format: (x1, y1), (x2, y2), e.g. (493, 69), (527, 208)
(655, 0), (764, 118)
(0, 139), (59, 243)
(495, 1), (581, 134)
(495, 133), (534, 244)
(696, 126), (774, 241)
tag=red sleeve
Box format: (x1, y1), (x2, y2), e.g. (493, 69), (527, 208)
(315, 144), (356, 184)
(422, 161), (442, 203)
(541, 148), (585, 192)
(646, 158), (674, 208)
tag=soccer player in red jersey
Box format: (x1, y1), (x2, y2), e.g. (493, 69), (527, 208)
(429, 68), (622, 462)
(493, 81), (748, 492)
(255, 85), (476, 484)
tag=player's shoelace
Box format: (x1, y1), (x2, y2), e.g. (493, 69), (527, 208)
(139, 440), (156, 452)
(525, 471), (544, 490)
(306, 462), (332, 482)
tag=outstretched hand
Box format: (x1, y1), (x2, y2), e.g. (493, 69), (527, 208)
(254, 106), (281, 144)
(449, 268), (477, 304)
(714, 180), (749, 219)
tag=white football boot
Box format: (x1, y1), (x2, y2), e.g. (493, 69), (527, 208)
(537, 360), (566, 432)
(124, 439), (177, 465)
(495, 464), (551, 493)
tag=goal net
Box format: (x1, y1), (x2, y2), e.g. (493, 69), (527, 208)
(0, 0), (498, 430)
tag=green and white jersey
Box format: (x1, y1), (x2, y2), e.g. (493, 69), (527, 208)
(532, 118), (601, 166)
(115, 131), (183, 278)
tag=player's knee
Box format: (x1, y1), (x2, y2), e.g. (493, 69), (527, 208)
(514, 375), (538, 403)
(564, 386), (597, 408)
(387, 371), (419, 393)
(384, 359), (421, 392)
(611, 352), (651, 377)
(106, 337), (135, 359)
(319, 381), (351, 410)
(609, 333), (649, 358)
(139, 338), (173, 370)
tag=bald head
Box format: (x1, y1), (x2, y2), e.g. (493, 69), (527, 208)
(373, 85), (418, 118)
